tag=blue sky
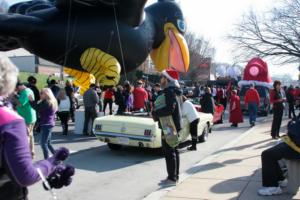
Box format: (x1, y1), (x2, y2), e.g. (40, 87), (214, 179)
(8, 0), (21, 5)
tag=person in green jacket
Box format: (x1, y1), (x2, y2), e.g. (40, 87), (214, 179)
(16, 82), (37, 157)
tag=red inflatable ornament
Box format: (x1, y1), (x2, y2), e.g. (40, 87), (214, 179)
(238, 57), (272, 88)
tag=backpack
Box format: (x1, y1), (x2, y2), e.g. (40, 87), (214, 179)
(154, 94), (180, 148)
(287, 118), (300, 147)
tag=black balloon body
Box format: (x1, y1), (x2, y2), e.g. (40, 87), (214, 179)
(0, 0), (189, 88)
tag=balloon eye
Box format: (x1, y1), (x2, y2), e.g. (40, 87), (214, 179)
(177, 19), (186, 32)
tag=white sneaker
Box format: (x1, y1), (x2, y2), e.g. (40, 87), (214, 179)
(258, 187), (282, 196)
(279, 179), (288, 187)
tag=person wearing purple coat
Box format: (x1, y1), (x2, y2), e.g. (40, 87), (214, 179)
(29, 88), (58, 159)
(0, 55), (73, 200)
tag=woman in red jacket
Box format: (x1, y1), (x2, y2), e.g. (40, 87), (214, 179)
(270, 80), (285, 139)
(229, 90), (243, 127)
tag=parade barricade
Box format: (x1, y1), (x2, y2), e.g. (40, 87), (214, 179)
(74, 109), (104, 134)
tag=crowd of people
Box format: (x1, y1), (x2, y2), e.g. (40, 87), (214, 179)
(2, 51), (300, 197)
(1, 73), (79, 160)
(0, 55), (74, 199)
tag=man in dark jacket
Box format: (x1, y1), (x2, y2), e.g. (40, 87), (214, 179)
(152, 69), (182, 186)
(200, 87), (215, 114)
(83, 84), (99, 135)
(114, 85), (126, 114)
(65, 80), (76, 122)
(286, 85), (296, 119)
(27, 76), (40, 103)
(47, 74), (60, 98)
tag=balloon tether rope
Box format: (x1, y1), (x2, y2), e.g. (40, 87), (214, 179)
(113, 1), (127, 81)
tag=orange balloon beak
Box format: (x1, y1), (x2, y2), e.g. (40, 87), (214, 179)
(150, 23), (190, 73)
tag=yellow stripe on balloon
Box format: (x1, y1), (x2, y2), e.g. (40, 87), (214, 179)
(64, 67), (95, 95)
(80, 48), (121, 86)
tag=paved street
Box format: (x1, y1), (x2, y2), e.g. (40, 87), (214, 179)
(28, 113), (271, 200)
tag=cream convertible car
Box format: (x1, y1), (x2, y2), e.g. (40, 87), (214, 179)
(93, 111), (213, 150)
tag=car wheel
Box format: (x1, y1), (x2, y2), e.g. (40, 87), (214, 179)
(107, 143), (122, 150)
(199, 125), (209, 143)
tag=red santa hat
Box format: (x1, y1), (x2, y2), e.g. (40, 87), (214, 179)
(162, 69), (180, 87)
(238, 57), (272, 88)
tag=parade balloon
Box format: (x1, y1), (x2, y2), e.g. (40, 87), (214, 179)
(0, 0), (190, 88)
(238, 57), (272, 88)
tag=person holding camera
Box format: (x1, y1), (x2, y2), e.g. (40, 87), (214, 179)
(152, 69), (183, 186)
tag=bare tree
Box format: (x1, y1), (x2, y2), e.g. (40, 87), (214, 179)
(229, 0), (300, 64)
(183, 30), (215, 82)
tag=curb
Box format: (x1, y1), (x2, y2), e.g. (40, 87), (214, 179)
(142, 119), (268, 200)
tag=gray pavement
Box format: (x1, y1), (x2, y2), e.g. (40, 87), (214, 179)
(28, 115), (269, 200)
(157, 118), (300, 200)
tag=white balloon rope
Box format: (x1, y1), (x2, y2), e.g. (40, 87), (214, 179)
(37, 168), (58, 200)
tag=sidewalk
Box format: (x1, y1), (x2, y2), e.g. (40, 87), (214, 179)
(160, 119), (300, 200)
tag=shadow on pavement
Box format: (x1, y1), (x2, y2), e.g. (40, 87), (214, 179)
(34, 133), (97, 145)
(254, 141), (278, 150)
(213, 139), (271, 155)
(212, 126), (248, 132)
(209, 174), (295, 200)
(66, 145), (162, 173)
(185, 162), (225, 175)
(210, 176), (252, 193)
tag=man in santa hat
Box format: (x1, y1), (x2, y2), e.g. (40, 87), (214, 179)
(152, 69), (183, 186)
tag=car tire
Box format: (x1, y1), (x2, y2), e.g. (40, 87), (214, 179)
(199, 125), (209, 143)
(107, 143), (122, 150)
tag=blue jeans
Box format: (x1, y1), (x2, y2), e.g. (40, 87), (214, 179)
(40, 125), (55, 159)
(248, 103), (258, 124)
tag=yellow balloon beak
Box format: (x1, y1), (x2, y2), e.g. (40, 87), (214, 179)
(150, 23), (190, 72)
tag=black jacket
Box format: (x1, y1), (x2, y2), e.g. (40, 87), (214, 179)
(153, 87), (183, 132)
(115, 90), (125, 107)
(286, 89), (295, 104)
(27, 83), (40, 102)
(200, 93), (215, 114)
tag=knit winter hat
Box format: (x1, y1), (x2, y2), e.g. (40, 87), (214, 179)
(162, 69), (180, 87)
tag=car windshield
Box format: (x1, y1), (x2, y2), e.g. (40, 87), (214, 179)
(239, 86), (268, 97)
